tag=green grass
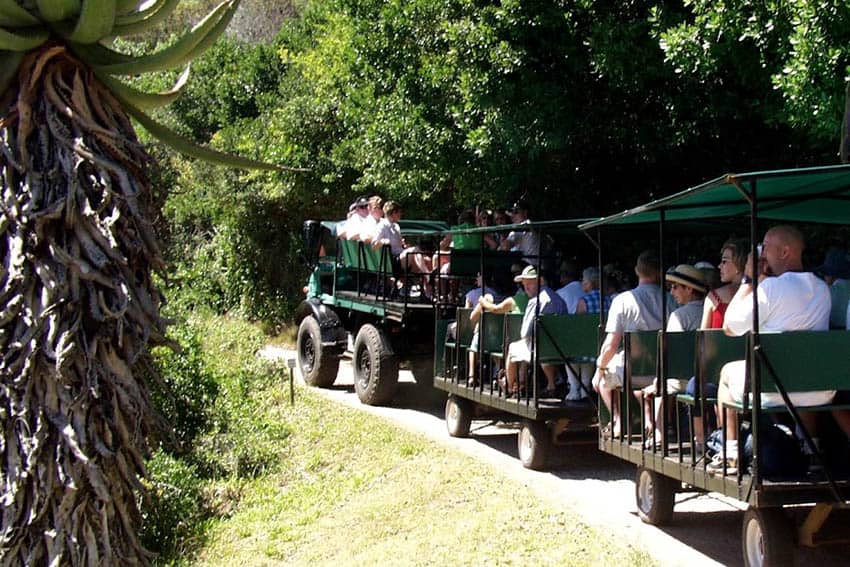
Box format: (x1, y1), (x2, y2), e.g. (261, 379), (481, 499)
(153, 313), (654, 566)
(191, 386), (654, 566)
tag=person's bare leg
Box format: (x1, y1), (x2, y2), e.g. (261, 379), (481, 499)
(467, 350), (477, 385)
(833, 409), (850, 437)
(506, 360), (517, 393)
(542, 364), (558, 390)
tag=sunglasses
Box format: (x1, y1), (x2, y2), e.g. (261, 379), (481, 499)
(357, 204), (368, 209)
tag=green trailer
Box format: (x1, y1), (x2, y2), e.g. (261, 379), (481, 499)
(580, 164), (850, 566)
(295, 218), (447, 405)
(432, 220), (601, 470)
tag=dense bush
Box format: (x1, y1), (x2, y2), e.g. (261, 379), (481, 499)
(140, 450), (207, 561)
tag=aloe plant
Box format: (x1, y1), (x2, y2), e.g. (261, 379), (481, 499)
(0, 0), (269, 563)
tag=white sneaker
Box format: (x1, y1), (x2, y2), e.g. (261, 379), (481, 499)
(706, 453), (737, 475)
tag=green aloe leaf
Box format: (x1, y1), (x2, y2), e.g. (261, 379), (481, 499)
(94, 0), (238, 75)
(121, 98), (281, 171)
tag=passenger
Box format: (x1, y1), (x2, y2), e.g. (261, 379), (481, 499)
(575, 266), (613, 315)
(372, 201), (433, 276)
(499, 265), (568, 397)
(337, 196), (370, 239)
(464, 272), (501, 386)
(700, 238), (747, 329)
(358, 195), (384, 243)
(556, 260), (584, 314)
(499, 199), (540, 265)
(592, 250), (665, 437)
(684, 239), (747, 447)
(814, 248), (850, 329)
(711, 225), (831, 474)
(475, 208), (499, 250)
(566, 267), (613, 402)
(641, 265), (707, 444)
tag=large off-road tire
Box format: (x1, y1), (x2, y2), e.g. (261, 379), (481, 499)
(635, 466), (677, 526)
(518, 419), (549, 470)
(353, 324), (399, 405)
(742, 506), (794, 567)
(297, 316), (340, 387)
(445, 395), (473, 437)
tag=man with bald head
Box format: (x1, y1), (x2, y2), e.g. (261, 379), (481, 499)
(710, 225), (831, 473)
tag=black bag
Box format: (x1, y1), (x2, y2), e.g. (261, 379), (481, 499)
(706, 422), (807, 479)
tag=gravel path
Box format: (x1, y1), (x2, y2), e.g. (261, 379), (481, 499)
(265, 346), (850, 567)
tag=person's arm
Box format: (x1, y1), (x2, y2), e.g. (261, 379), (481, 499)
(723, 253), (763, 336)
(699, 292), (716, 329)
(596, 331), (622, 370)
(469, 294), (493, 323)
(576, 298), (588, 314)
(479, 295), (516, 314)
(483, 234), (498, 250)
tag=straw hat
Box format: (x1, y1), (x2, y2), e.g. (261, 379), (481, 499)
(514, 265), (538, 282)
(665, 264), (707, 293)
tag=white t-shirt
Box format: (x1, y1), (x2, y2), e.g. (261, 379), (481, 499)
(358, 215), (380, 241)
(506, 220), (540, 265)
(374, 218), (403, 255)
(605, 283), (665, 334)
(340, 213), (369, 239)
(724, 272), (830, 335)
(556, 280), (584, 314)
(668, 300), (704, 332)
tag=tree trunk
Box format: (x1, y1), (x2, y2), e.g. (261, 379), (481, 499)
(1, 46), (167, 565)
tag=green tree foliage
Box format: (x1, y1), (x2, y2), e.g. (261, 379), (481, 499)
(656, 0), (850, 154)
(156, 0), (850, 324)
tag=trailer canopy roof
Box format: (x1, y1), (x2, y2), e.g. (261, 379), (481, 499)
(580, 164), (850, 230)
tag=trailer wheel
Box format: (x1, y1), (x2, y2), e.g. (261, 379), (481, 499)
(296, 316), (340, 387)
(742, 507), (794, 567)
(353, 324), (399, 405)
(636, 467), (677, 525)
(445, 395), (472, 437)
(518, 419), (549, 470)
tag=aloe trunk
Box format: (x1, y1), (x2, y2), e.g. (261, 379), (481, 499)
(0, 46), (167, 564)
(0, 0), (277, 563)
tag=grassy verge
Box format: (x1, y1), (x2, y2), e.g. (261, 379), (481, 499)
(150, 313), (654, 566)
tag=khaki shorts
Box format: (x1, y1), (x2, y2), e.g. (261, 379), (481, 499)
(721, 359), (836, 407)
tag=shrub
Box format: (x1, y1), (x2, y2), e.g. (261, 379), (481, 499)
(140, 450), (207, 561)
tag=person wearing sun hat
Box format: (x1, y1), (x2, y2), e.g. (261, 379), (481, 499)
(640, 264), (707, 446)
(665, 264), (708, 331)
(499, 265), (567, 397)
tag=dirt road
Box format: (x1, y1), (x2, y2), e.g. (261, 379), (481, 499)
(270, 347), (849, 566)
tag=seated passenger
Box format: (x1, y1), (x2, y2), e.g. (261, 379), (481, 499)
(711, 225), (831, 474)
(465, 273), (500, 386)
(475, 208), (499, 250)
(500, 266), (567, 397)
(641, 264), (707, 445)
(592, 251), (665, 437)
(565, 267), (612, 402)
(499, 199), (540, 266)
(372, 201), (433, 276)
(688, 238), (747, 446)
(815, 248), (850, 329)
(556, 260), (584, 314)
(337, 196), (370, 239)
(358, 195), (385, 243)
(700, 238), (747, 329)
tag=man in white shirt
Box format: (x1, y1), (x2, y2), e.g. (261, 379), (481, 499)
(372, 201), (432, 274)
(499, 199), (540, 265)
(592, 250), (665, 436)
(556, 260), (584, 314)
(711, 225), (831, 473)
(337, 196), (370, 239)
